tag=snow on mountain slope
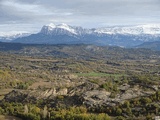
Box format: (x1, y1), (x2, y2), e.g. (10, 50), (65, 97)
(95, 24), (160, 35)
(0, 31), (31, 41)
(40, 23), (160, 37)
(9, 23), (160, 47)
(41, 23), (78, 35)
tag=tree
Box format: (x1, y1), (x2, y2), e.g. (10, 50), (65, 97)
(42, 106), (48, 119)
(126, 107), (132, 116)
(0, 107), (4, 114)
(141, 97), (152, 104)
(116, 108), (122, 116)
(24, 105), (28, 114)
(123, 101), (130, 108)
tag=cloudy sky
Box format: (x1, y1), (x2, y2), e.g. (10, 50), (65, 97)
(0, 0), (160, 33)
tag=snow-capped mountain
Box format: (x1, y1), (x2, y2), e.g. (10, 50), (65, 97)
(12, 23), (160, 47)
(0, 31), (31, 42)
(40, 23), (91, 36)
(95, 24), (160, 35)
(40, 23), (160, 36)
(41, 23), (77, 36)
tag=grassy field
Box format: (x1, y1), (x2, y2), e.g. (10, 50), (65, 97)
(76, 72), (124, 77)
(0, 115), (22, 120)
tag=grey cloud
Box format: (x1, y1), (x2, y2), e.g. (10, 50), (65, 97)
(2, 0), (160, 18)
(6, 0), (160, 15)
(0, 0), (54, 24)
(0, 0), (160, 32)
(30, 0), (160, 16)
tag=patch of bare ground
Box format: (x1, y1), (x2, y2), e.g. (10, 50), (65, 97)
(0, 115), (22, 120)
(0, 89), (13, 100)
(28, 81), (53, 89)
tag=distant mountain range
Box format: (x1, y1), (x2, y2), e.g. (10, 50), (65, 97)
(0, 32), (30, 42)
(1, 23), (160, 47)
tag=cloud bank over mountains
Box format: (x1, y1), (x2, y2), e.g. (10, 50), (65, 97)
(0, 0), (160, 32)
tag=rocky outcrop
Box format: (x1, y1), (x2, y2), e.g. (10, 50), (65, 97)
(81, 90), (111, 107)
(68, 82), (99, 96)
(4, 88), (68, 102)
(3, 83), (157, 109)
(80, 84), (156, 108)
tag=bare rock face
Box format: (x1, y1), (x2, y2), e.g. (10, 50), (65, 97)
(68, 82), (99, 96)
(4, 88), (68, 102)
(117, 84), (155, 101)
(119, 83), (130, 91)
(81, 90), (111, 107)
(80, 84), (156, 108)
(56, 88), (68, 95)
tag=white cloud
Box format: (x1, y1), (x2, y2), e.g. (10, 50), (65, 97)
(0, 0), (160, 32)
(1, 0), (53, 16)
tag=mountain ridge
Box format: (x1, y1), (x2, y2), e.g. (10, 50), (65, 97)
(40, 23), (160, 35)
(0, 32), (31, 42)
(9, 23), (160, 47)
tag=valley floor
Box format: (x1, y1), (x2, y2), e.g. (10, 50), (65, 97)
(0, 44), (160, 120)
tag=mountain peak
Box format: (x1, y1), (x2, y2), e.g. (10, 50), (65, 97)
(45, 23), (70, 29)
(43, 23), (56, 31)
(47, 23), (56, 28)
(41, 23), (77, 35)
(57, 23), (69, 27)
